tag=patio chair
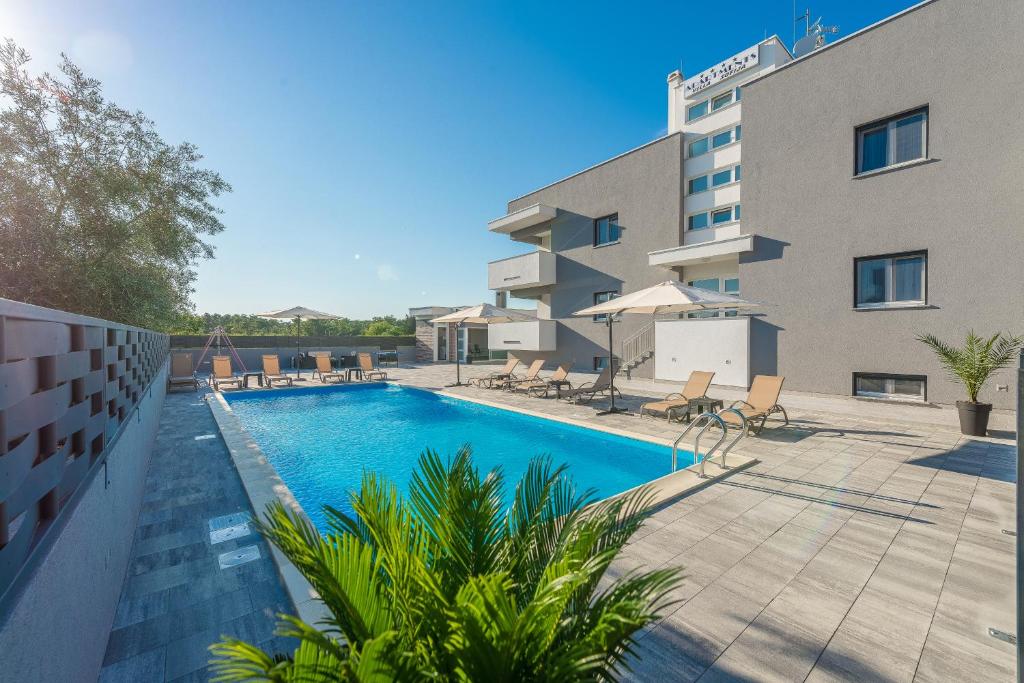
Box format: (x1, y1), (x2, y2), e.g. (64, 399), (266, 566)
(469, 357), (520, 388)
(168, 351), (199, 391)
(312, 354), (346, 384)
(720, 375), (788, 435)
(501, 358), (545, 390)
(521, 362), (574, 398)
(639, 370), (715, 421)
(358, 352), (388, 381)
(211, 355), (243, 391)
(262, 354), (294, 388)
(559, 365), (621, 405)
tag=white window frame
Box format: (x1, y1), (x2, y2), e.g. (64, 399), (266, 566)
(592, 290), (619, 322)
(686, 276), (742, 318)
(711, 207), (734, 225)
(854, 373), (926, 402)
(688, 125), (741, 159)
(686, 202), (740, 232)
(686, 100), (709, 122)
(711, 91), (733, 111)
(856, 108), (928, 175)
(687, 174), (709, 196)
(854, 252), (927, 309)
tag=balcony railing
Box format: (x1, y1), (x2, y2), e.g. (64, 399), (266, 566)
(488, 319), (557, 351)
(487, 250), (556, 292)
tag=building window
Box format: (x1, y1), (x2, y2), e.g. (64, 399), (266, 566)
(687, 175), (708, 195)
(688, 212), (709, 231)
(734, 165), (741, 181)
(734, 204), (740, 220)
(593, 214), (620, 246)
(711, 130), (733, 149)
(854, 252), (926, 308)
(688, 137), (709, 157)
(594, 356), (615, 371)
(687, 277), (741, 318)
(854, 373), (926, 401)
(735, 125), (741, 140)
(711, 207), (733, 225)
(686, 100), (708, 121)
(711, 91), (733, 111)
(856, 108), (928, 174)
(712, 169), (732, 187)
(592, 290), (619, 322)
(735, 86), (742, 101)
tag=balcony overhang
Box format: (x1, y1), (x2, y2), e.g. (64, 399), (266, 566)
(488, 250), (556, 293)
(648, 234), (754, 268)
(488, 203), (558, 234)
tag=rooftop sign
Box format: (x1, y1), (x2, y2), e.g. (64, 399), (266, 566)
(684, 45), (760, 97)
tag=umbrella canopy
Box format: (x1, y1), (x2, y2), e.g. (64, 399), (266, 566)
(573, 280), (755, 317)
(257, 306), (341, 321)
(430, 303), (532, 325)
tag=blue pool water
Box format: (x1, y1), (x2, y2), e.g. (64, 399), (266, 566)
(224, 383), (691, 531)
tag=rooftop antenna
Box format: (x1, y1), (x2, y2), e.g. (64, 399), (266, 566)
(793, 8), (838, 57)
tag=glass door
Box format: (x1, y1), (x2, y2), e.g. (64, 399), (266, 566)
(436, 325), (448, 361)
(457, 327), (466, 362)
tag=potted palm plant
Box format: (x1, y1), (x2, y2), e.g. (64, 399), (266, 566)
(210, 448), (682, 681)
(917, 331), (1022, 436)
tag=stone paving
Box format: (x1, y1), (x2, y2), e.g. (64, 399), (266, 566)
(100, 362), (1016, 681)
(98, 391), (294, 683)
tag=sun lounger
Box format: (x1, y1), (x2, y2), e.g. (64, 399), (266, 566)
(262, 354), (294, 388)
(559, 365), (621, 405)
(720, 375), (788, 435)
(168, 351), (199, 391)
(312, 354), (346, 384)
(501, 358), (545, 390)
(521, 362), (574, 398)
(211, 355), (243, 391)
(639, 370), (715, 421)
(469, 357), (520, 388)
(358, 352), (387, 381)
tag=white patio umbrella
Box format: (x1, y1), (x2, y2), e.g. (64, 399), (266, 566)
(258, 306), (342, 378)
(431, 303), (532, 386)
(573, 280), (756, 414)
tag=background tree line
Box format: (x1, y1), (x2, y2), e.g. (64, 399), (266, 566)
(168, 313), (415, 337)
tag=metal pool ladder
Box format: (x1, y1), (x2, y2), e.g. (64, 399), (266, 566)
(715, 408), (748, 469)
(672, 412), (727, 477)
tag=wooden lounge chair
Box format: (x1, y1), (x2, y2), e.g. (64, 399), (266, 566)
(168, 351), (199, 391)
(211, 355), (243, 391)
(469, 357), (520, 388)
(358, 352), (388, 381)
(262, 354), (294, 388)
(721, 375), (788, 435)
(559, 365), (621, 405)
(312, 354), (346, 384)
(639, 370), (715, 421)
(521, 362), (573, 398)
(501, 358), (545, 390)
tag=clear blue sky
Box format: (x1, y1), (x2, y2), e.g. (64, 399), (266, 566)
(4, 0), (914, 318)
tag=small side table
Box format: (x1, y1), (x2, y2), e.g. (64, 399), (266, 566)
(242, 372), (263, 388)
(346, 368), (364, 382)
(687, 396), (724, 420)
(549, 379), (572, 398)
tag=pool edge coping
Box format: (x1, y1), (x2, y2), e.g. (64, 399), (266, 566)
(206, 380), (759, 627)
(207, 391), (332, 628)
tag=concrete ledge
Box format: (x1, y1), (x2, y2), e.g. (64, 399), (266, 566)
(206, 393), (331, 627)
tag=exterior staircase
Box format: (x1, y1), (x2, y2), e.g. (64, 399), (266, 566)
(620, 322), (655, 378)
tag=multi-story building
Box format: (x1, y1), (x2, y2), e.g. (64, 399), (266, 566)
(482, 0), (1021, 409)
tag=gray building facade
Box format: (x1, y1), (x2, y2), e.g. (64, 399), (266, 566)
(740, 0), (1024, 408)
(489, 133), (685, 376)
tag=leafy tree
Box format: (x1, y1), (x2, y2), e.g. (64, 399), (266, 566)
(210, 449), (681, 681)
(364, 320), (403, 336)
(0, 40), (229, 329)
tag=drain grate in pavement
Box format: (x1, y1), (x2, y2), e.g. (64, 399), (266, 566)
(194, 434), (216, 441)
(208, 512), (250, 531)
(210, 522), (252, 545)
(218, 545), (260, 569)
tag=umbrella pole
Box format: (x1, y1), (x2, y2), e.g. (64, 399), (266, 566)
(295, 316), (302, 379)
(597, 314), (626, 415)
(447, 321), (464, 387)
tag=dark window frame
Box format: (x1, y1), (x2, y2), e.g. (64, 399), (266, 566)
(852, 372), (927, 402)
(592, 290), (619, 322)
(854, 106), (929, 175)
(852, 250), (928, 309)
(593, 213), (621, 247)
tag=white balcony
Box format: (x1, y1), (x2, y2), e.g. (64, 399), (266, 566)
(488, 251), (556, 292)
(648, 230), (753, 268)
(488, 319), (557, 352)
(488, 203), (557, 234)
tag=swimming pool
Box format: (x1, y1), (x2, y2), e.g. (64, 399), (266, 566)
(223, 383), (693, 531)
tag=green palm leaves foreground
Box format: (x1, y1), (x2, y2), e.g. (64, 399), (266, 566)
(917, 331), (1022, 403)
(210, 447), (682, 681)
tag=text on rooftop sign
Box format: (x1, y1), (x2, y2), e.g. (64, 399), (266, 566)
(684, 47), (760, 97)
